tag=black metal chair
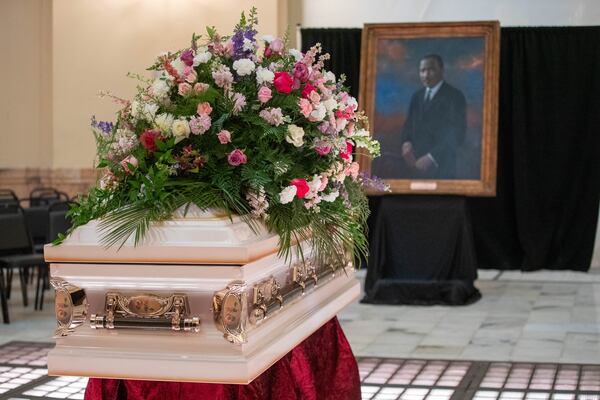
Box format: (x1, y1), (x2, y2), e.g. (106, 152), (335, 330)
(0, 210), (47, 323)
(32, 201), (73, 310)
(28, 187), (69, 207)
(0, 189), (20, 214)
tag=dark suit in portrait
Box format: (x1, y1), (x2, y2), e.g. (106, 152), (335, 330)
(402, 82), (466, 179)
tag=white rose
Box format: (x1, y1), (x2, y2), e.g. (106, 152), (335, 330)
(232, 58), (255, 76)
(261, 35), (275, 43)
(321, 190), (339, 202)
(172, 118), (191, 144)
(286, 124), (305, 147)
(154, 113), (175, 134)
(309, 103), (327, 122)
(193, 50), (212, 66)
(255, 66), (275, 85)
(279, 185), (297, 204)
(288, 48), (302, 61)
(151, 79), (171, 98)
(323, 98), (338, 112)
(171, 58), (186, 75)
(324, 71), (336, 83)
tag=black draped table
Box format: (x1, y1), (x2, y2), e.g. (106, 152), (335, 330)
(362, 196), (481, 305)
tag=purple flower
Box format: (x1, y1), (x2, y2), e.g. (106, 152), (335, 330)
(231, 27), (257, 60)
(91, 116), (113, 135)
(358, 172), (390, 192)
(227, 149), (247, 166)
(180, 49), (194, 67)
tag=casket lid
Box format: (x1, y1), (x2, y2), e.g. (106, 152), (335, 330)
(44, 208), (279, 265)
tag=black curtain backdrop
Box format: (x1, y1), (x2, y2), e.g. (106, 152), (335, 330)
(301, 28), (362, 98)
(301, 26), (600, 271)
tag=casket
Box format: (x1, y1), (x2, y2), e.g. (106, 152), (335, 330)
(44, 211), (360, 384)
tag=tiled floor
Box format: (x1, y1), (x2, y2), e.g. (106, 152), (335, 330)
(1, 342), (600, 400)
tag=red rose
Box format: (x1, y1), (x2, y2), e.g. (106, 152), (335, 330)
(301, 83), (316, 99)
(273, 71), (293, 94)
(139, 129), (163, 153)
(290, 178), (309, 199)
(340, 141), (353, 161)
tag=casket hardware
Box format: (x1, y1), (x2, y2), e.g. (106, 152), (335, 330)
(90, 292), (200, 332)
(250, 277), (283, 324)
(51, 278), (88, 337)
(212, 281), (248, 344)
(292, 261), (318, 294)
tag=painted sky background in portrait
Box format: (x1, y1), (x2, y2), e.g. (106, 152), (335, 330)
(371, 36), (484, 180)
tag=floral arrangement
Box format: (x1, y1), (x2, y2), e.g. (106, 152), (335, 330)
(64, 8), (383, 265)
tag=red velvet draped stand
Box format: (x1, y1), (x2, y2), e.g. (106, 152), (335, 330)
(85, 318), (360, 400)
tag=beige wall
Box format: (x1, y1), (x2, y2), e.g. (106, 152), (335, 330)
(0, 0), (52, 169)
(52, 0), (281, 168)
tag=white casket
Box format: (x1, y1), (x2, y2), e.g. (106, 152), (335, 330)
(44, 211), (360, 384)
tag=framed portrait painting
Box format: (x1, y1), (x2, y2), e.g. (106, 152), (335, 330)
(358, 21), (500, 196)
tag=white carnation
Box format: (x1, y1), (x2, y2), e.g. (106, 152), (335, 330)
(261, 35), (275, 43)
(323, 98), (338, 112)
(324, 71), (336, 83)
(193, 50), (212, 66)
(309, 103), (327, 122)
(151, 79), (171, 98)
(255, 66), (275, 85)
(321, 190), (339, 202)
(232, 58), (255, 76)
(286, 124), (305, 147)
(172, 118), (191, 144)
(279, 185), (297, 204)
(288, 48), (302, 61)
(154, 113), (175, 134)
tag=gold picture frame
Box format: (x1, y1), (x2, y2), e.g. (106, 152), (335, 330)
(358, 21), (500, 196)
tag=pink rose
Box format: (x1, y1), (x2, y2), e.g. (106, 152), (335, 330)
(319, 175), (329, 191)
(178, 83), (192, 96)
(293, 62), (310, 82)
(120, 155), (138, 175)
(302, 83), (316, 99)
(345, 162), (360, 179)
(298, 98), (312, 118)
(217, 129), (231, 144)
(309, 90), (321, 104)
(273, 72), (293, 94)
(314, 140), (332, 156)
(270, 38), (284, 54)
(184, 67), (198, 83)
(197, 102), (212, 115)
(227, 149), (247, 166)
(193, 82), (209, 93)
(290, 178), (309, 199)
(257, 86), (272, 103)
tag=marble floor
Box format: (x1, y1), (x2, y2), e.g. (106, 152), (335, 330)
(2, 268), (600, 365)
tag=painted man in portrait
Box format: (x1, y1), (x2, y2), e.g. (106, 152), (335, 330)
(400, 54), (467, 179)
